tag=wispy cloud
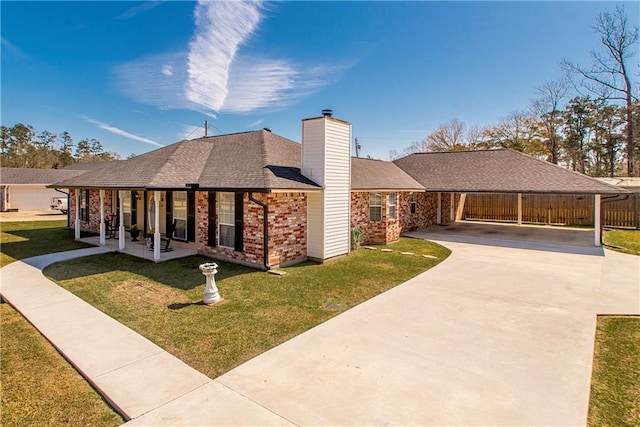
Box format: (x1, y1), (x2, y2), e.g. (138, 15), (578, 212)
(186, 1), (263, 112)
(1, 37), (31, 60)
(83, 116), (164, 147)
(247, 119), (264, 128)
(114, 0), (353, 115)
(118, 1), (166, 20)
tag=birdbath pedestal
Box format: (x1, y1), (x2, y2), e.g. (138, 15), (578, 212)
(199, 262), (221, 305)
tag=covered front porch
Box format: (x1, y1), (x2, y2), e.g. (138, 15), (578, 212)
(78, 235), (197, 262)
(72, 189), (193, 262)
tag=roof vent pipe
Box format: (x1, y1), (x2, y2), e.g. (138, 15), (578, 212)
(322, 109), (333, 117)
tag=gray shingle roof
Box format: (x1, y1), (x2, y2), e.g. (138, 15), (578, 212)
(61, 161), (121, 171)
(394, 149), (628, 194)
(351, 158), (424, 191)
(1, 168), (88, 185)
(52, 130), (321, 191)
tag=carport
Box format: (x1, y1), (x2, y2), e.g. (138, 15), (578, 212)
(394, 149), (630, 247)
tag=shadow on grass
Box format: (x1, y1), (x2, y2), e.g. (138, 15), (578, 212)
(1, 222), (92, 265)
(44, 252), (252, 291)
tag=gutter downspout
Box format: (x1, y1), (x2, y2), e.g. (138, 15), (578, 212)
(249, 192), (270, 270)
(54, 188), (70, 228)
(600, 194), (631, 246)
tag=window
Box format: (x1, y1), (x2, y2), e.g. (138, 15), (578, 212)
(410, 193), (417, 214)
(80, 190), (89, 222)
(148, 195), (156, 230)
(173, 191), (187, 240)
(218, 192), (235, 248)
(122, 192), (132, 228)
(388, 192), (397, 219)
(369, 192), (382, 221)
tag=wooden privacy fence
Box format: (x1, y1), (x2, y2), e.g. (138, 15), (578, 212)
(462, 193), (640, 229)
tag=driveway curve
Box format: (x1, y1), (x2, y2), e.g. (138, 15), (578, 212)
(205, 236), (639, 426)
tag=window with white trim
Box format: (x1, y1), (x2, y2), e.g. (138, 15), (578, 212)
(388, 192), (397, 219)
(122, 191), (132, 228)
(173, 191), (187, 240)
(218, 192), (235, 248)
(369, 192), (382, 221)
(80, 190), (89, 222)
(410, 193), (417, 214)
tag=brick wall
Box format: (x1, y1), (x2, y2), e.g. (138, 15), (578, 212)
(196, 192), (307, 269)
(266, 192), (307, 267)
(351, 191), (403, 244)
(69, 189), (115, 233)
(352, 191), (458, 244)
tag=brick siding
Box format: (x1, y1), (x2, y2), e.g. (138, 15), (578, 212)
(352, 191), (458, 244)
(197, 192), (307, 269)
(69, 189), (115, 232)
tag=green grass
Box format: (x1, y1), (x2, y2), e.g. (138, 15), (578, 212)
(587, 316), (640, 426)
(603, 229), (640, 256)
(0, 220), (91, 267)
(44, 238), (450, 378)
(0, 304), (124, 427)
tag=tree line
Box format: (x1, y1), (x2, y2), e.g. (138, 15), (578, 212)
(0, 123), (121, 169)
(390, 7), (639, 177)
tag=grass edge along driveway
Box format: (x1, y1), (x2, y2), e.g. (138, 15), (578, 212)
(587, 315), (640, 427)
(44, 237), (450, 379)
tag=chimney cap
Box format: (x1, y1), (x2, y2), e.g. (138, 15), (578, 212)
(322, 109), (333, 117)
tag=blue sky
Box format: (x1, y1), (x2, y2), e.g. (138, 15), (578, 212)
(2, 1), (637, 160)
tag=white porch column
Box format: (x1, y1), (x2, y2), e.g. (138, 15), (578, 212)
(154, 191), (161, 261)
(436, 192), (442, 225)
(118, 191), (125, 250)
(74, 190), (80, 239)
(594, 194), (602, 246)
(100, 190), (106, 245)
(517, 193), (523, 225)
(450, 193), (455, 222)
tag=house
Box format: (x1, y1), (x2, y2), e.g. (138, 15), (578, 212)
(51, 111), (626, 268)
(0, 168), (89, 211)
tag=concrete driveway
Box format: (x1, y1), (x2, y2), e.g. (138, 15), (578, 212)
(208, 235), (639, 426)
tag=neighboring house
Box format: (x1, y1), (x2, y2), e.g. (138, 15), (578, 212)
(0, 168), (87, 211)
(51, 111), (626, 269)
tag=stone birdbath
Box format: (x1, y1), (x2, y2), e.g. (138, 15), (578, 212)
(199, 262), (222, 305)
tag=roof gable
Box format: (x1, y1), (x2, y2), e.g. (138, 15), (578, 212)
(351, 158), (424, 191)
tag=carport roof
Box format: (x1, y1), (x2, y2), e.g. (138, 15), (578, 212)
(394, 149), (628, 194)
(1, 168), (87, 185)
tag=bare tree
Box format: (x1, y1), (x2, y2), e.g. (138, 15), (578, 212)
(483, 111), (546, 157)
(404, 119), (481, 154)
(532, 79), (568, 164)
(562, 6), (639, 175)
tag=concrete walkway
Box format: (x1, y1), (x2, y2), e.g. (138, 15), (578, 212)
(0, 248), (290, 425)
(2, 239), (639, 425)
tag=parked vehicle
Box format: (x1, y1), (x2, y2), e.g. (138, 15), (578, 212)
(50, 197), (68, 214)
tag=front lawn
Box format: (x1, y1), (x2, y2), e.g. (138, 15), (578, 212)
(44, 238), (450, 378)
(0, 220), (90, 267)
(0, 304), (124, 427)
(587, 316), (640, 426)
(603, 229), (640, 256)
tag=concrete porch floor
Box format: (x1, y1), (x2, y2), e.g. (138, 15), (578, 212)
(78, 236), (197, 262)
(414, 220), (602, 255)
